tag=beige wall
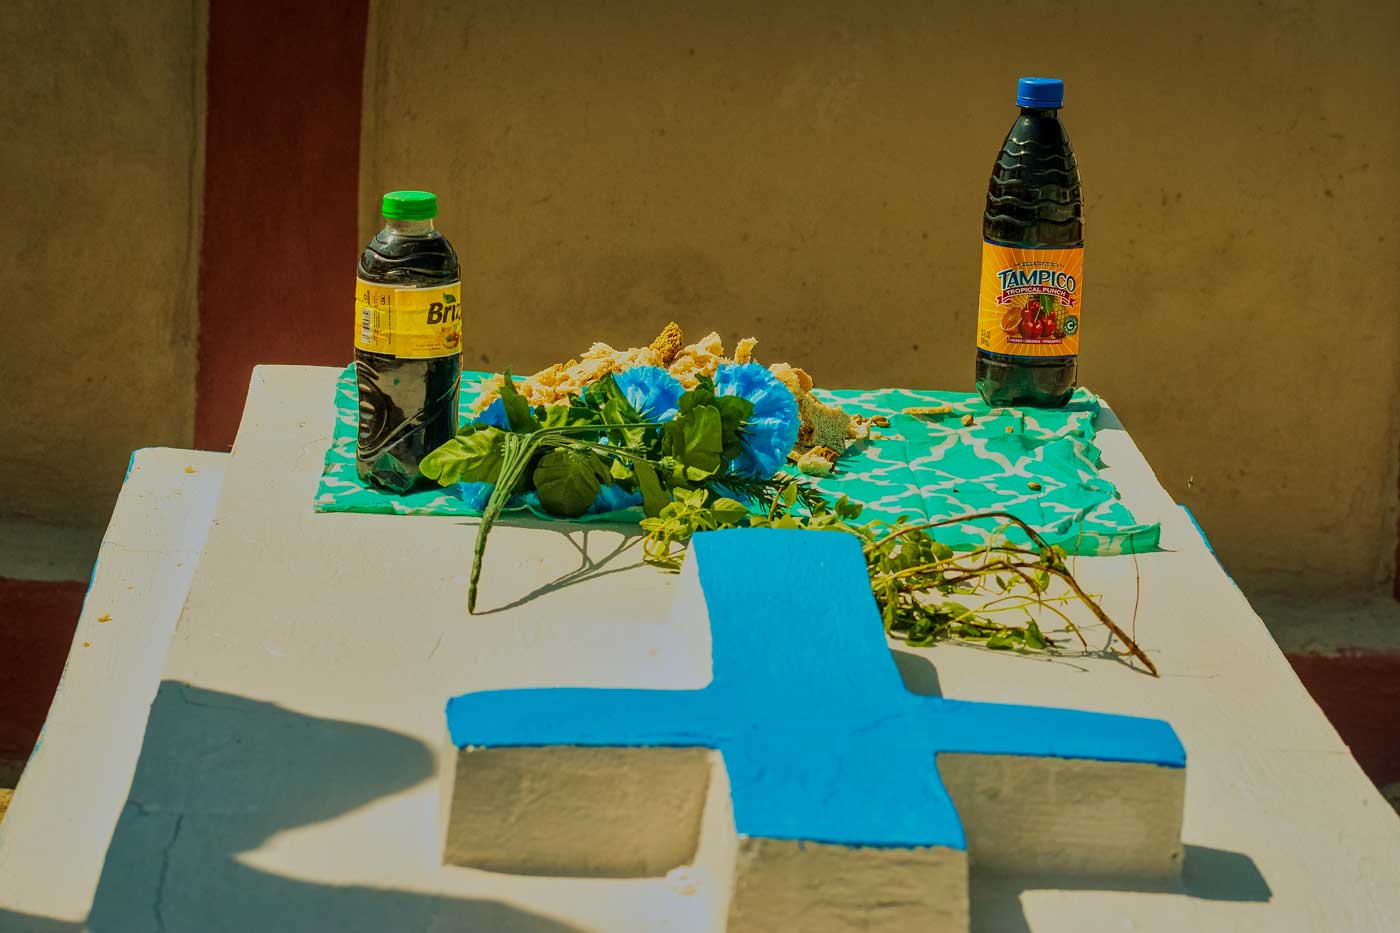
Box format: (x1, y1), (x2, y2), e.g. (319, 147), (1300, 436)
(0, 1), (204, 528)
(362, 0), (1400, 593)
(3, 0), (1392, 591)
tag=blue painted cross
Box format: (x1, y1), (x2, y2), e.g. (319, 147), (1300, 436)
(446, 528), (1184, 854)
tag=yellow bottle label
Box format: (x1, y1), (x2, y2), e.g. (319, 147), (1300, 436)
(975, 242), (1082, 358)
(354, 279), (463, 359)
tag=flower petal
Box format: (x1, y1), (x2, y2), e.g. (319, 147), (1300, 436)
(475, 397), (510, 430)
(713, 362), (800, 477)
(613, 365), (684, 422)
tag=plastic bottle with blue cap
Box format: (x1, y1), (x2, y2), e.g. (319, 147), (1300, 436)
(974, 77), (1084, 408)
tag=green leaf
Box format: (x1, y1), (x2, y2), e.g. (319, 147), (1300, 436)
(540, 402), (599, 432)
(834, 495), (864, 521)
(663, 405), (723, 478)
(677, 487), (708, 509)
(986, 634), (1017, 650)
(779, 482), (799, 508)
(584, 373), (628, 410)
(602, 397), (649, 449)
(713, 395), (755, 462)
(676, 378), (715, 416)
(586, 375), (649, 449)
(533, 448), (603, 517)
(499, 371), (541, 433)
(589, 453), (614, 485)
(1024, 619), (1048, 650)
(709, 497), (749, 526)
(633, 460), (670, 518)
(419, 427), (507, 486)
(880, 593), (897, 632)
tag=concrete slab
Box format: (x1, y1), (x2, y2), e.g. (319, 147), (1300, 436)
(0, 448), (227, 924)
(2, 364), (1397, 931)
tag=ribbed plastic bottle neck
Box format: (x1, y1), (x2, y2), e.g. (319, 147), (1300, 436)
(1019, 107), (1061, 120)
(383, 217), (436, 236)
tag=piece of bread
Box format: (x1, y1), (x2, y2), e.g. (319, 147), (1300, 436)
(649, 322), (684, 365)
(668, 331), (726, 388)
(798, 393), (855, 453)
(470, 322), (857, 463)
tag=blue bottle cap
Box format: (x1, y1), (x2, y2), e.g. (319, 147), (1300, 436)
(1016, 77), (1064, 109)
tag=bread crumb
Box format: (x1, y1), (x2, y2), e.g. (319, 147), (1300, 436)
(902, 405), (953, 417)
(98, 614), (111, 623)
(796, 446), (839, 477)
(961, 413), (975, 427)
(734, 336), (758, 364)
(184, 466), (196, 474)
(82, 641), (91, 648)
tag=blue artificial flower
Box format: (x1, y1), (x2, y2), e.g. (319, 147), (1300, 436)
(713, 362), (801, 477)
(517, 484), (643, 519)
(613, 365), (684, 422)
(474, 396), (510, 430)
(448, 398), (512, 510)
(452, 481), (496, 512)
(584, 483), (643, 515)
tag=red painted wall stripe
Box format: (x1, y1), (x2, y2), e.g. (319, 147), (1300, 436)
(0, 579), (86, 760)
(196, 0), (369, 450)
(1287, 651), (1400, 787)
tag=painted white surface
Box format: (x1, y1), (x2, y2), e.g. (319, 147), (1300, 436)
(2, 365), (1398, 931)
(0, 448), (227, 923)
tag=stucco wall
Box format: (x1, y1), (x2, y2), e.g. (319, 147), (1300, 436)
(0, 1), (204, 528)
(361, 0), (1400, 593)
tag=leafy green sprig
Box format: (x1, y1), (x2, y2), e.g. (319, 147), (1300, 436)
(639, 487), (1158, 676)
(419, 371), (1154, 675)
(421, 370), (768, 612)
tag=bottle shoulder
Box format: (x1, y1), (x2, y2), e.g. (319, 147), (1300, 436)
(358, 229), (460, 286)
(984, 113), (1083, 246)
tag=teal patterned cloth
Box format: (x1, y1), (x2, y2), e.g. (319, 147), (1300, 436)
(314, 366), (1160, 556)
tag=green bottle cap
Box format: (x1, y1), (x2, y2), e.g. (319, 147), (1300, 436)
(381, 190), (438, 220)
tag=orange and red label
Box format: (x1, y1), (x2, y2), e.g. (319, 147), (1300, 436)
(975, 242), (1083, 358)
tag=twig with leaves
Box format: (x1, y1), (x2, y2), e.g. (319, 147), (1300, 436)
(419, 369), (1155, 676)
(640, 487), (1157, 677)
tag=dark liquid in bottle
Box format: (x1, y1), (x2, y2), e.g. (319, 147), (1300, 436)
(975, 106), (1083, 407)
(355, 225), (461, 492)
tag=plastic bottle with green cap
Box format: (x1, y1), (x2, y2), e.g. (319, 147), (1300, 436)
(973, 77), (1084, 407)
(353, 190), (463, 492)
